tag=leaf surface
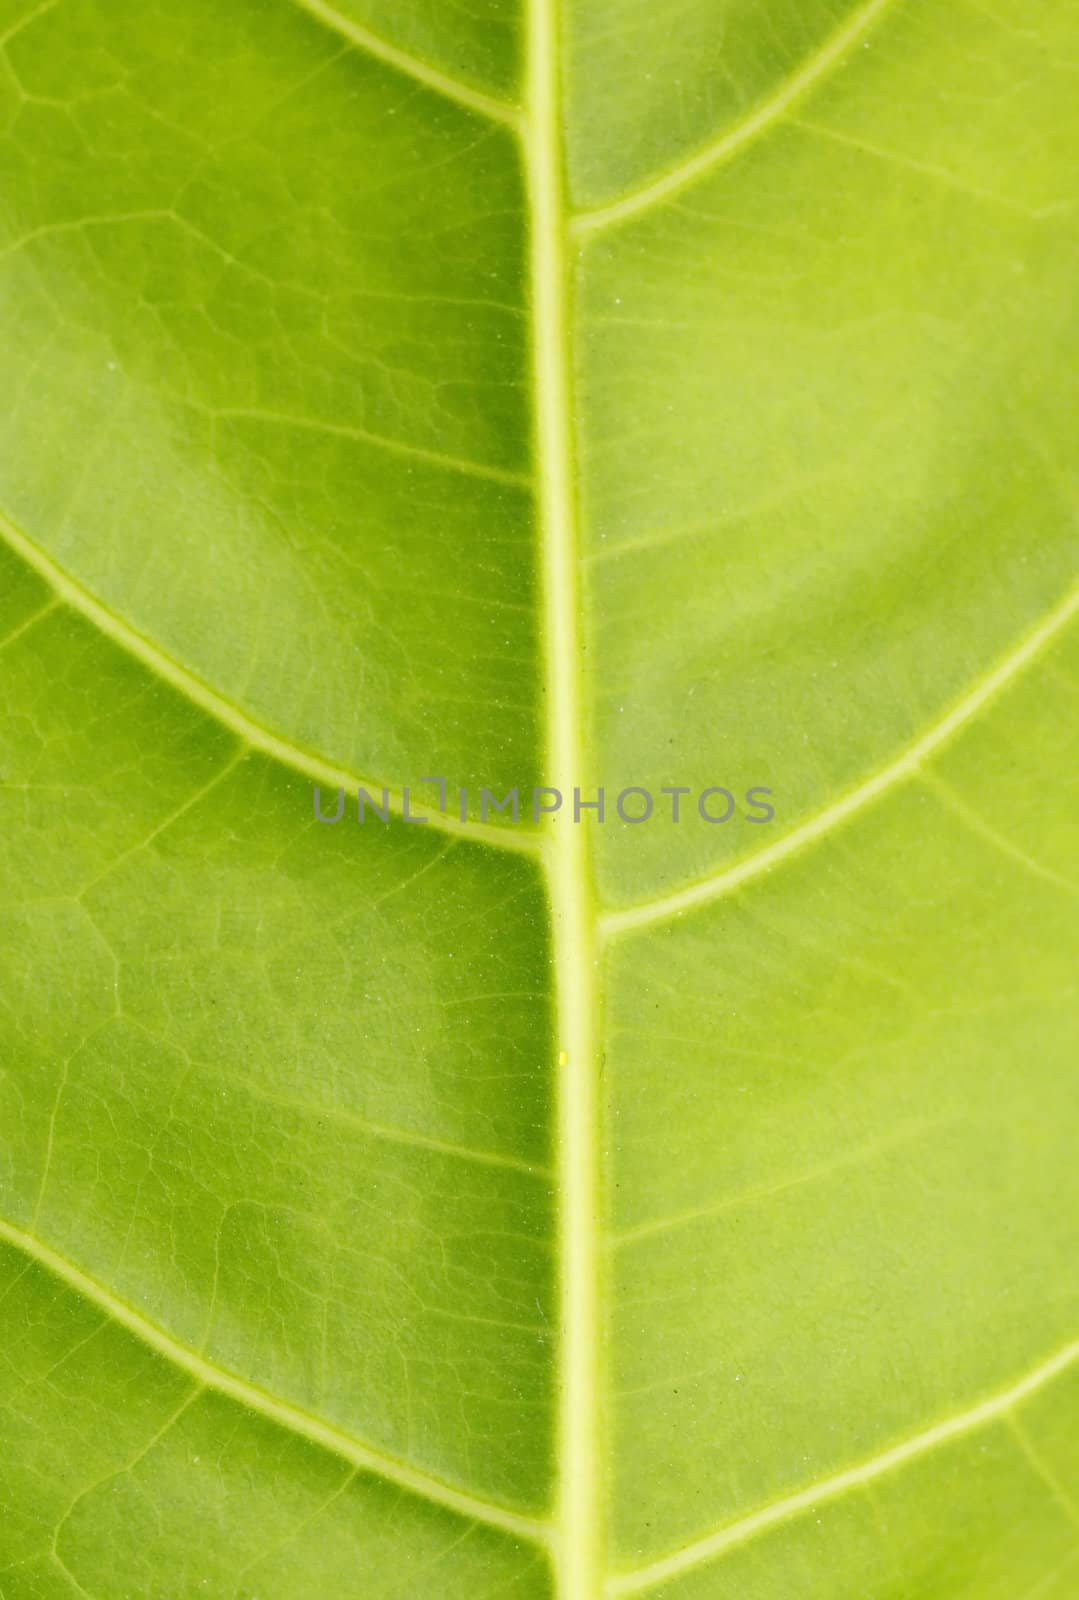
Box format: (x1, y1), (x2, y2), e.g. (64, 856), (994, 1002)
(1, 0), (1078, 1596)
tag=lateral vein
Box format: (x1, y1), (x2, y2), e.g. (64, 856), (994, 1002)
(0, 505), (543, 857)
(923, 772), (1079, 900)
(609, 1335), (1079, 1594)
(288, 0), (523, 128)
(571, 0), (902, 238)
(214, 408), (532, 489)
(0, 1217), (552, 1546)
(601, 578), (1079, 938)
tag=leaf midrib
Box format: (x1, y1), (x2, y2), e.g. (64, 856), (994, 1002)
(524, 1), (604, 1597)
(7, 8), (1076, 1596)
(6, 490), (1074, 938)
(6, 1211), (1079, 1598)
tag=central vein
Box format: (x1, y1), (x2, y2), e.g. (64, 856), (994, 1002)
(524, 3), (603, 1596)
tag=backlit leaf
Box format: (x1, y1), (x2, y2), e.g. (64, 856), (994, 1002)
(1, 1), (1077, 1595)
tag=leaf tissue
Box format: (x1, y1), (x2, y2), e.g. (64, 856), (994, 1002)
(1, 0), (1078, 1595)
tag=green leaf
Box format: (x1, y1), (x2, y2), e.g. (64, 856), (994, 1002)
(1, 0), (1077, 1596)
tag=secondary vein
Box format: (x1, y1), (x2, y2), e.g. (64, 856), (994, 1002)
(609, 1334), (1079, 1593)
(600, 577), (1079, 938)
(0, 505), (544, 858)
(213, 407), (532, 489)
(288, 0), (523, 128)
(571, 0), (902, 238)
(0, 1217), (551, 1545)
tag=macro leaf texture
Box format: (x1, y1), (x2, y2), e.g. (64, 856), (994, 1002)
(1, 0), (1078, 1595)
